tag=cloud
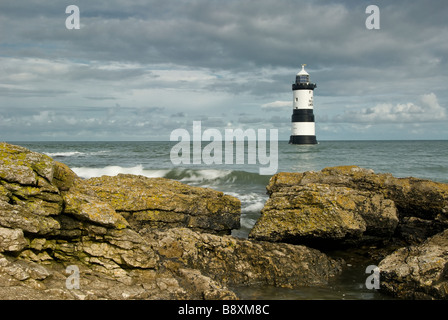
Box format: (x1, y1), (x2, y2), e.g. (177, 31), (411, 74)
(85, 96), (117, 100)
(0, 1), (409, 70)
(334, 93), (446, 124)
(261, 101), (291, 111)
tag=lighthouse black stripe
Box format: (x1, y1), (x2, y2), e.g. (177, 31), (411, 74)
(292, 109), (315, 122)
(293, 109), (314, 115)
(289, 135), (317, 144)
(292, 114), (314, 122)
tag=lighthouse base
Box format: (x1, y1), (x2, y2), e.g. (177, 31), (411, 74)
(289, 135), (317, 145)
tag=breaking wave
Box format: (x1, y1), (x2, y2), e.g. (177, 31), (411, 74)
(45, 151), (86, 158)
(45, 150), (109, 158)
(71, 165), (169, 180)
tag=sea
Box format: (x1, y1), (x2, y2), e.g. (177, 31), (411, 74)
(9, 140), (448, 300)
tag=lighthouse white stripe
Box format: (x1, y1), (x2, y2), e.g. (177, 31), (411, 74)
(293, 90), (314, 109)
(291, 122), (315, 136)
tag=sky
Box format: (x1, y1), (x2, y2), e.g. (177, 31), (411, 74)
(0, 0), (447, 141)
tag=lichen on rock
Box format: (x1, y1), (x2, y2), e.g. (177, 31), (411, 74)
(86, 174), (241, 234)
(379, 229), (448, 299)
(0, 142), (343, 300)
(250, 178), (399, 246)
(249, 165), (448, 300)
(253, 165), (448, 247)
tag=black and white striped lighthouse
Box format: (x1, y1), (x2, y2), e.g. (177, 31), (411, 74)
(289, 64), (317, 144)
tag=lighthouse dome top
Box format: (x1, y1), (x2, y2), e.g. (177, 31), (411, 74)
(293, 64), (316, 89)
(296, 64), (309, 76)
(295, 64), (312, 85)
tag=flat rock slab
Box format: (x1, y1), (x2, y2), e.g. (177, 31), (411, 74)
(249, 183), (398, 246)
(250, 166), (448, 247)
(86, 174), (241, 234)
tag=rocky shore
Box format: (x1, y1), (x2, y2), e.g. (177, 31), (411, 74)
(250, 166), (448, 299)
(1, 143), (448, 300)
(0, 143), (342, 300)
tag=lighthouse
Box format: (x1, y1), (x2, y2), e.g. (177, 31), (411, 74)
(289, 64), (317, 144)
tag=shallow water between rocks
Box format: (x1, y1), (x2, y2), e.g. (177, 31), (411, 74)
(230, 249), (395, 300)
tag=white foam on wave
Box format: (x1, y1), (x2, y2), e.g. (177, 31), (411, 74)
(240, 217), (259, 230)
(45, 150), (109, 158)
(227, 192), (268, 213)
(72, 165), (170, 180)
(179, 169), (233, 184)
(45, 151), (86, 157)
(228, 191), (268, 238)
(71, 166), (235, 182)
(243, 201), (265, 213)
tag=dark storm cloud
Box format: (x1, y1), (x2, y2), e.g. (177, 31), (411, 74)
(2, 1), (446, 71)
(0, 1), (377, 69)
(1, 1), (446, 82)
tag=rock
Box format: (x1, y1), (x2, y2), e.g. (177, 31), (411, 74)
(7, 142), (448, 301)
(0, 143), (63, 235)
(379, 229), (448, 299)
(249, 165), (448, 299)
(0, 200), (61, 235)
(250, 180), (398, 247)
(397, 217), (445, 244)
(0, 227), (27, 253)
(0, 142), (344, 300)
(253, 166), (448, 246)
(0, 254), (51, 281)
(0, 142), (127, 234)
(52, 161), (79, 191)
(62, 179), (129, 230)
(0, 253), (236, 300)
(86, 174), (241, 235)
(146, 227), (343, 288)
(176, 268), (238, 300)
(0, 143), (55, 184)
(267, 165), (445, 211)
(0, 142), (239, 299)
